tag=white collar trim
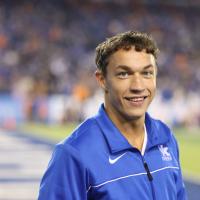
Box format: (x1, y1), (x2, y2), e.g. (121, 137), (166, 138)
(141, 124), (147, 156)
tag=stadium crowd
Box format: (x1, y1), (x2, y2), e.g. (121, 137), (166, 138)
(0, 0), (199, 127)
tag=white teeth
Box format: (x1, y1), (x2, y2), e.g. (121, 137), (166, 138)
(129, 97), (144, 102)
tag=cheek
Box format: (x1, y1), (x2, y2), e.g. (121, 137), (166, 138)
(145, 79), (156, 97)
(149, 77), (156, 88)
(109, 85), (122, 98)
(107, 81), (126, 99)
(150, 81), (156, 97)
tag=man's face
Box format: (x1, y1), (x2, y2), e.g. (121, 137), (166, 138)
(96, 47), (157, 121)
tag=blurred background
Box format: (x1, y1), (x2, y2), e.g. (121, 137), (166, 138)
(0, 0), (199, 199)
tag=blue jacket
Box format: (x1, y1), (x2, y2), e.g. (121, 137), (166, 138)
(38, 104), (187, 200)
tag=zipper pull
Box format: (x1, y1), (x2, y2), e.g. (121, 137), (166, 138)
(143, 162), (153, 181)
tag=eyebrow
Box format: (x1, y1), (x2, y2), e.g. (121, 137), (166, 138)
(143, 64), (154, 70)
(116, 64), (154, 70)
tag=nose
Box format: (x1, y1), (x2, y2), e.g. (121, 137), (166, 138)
(129, 74), (145, 93)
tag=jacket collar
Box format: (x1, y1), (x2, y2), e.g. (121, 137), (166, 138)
(95, 104), (170, 154)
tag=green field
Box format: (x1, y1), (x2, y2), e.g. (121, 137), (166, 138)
(18, 123), (200, 180)
(175, 128), (200, 180)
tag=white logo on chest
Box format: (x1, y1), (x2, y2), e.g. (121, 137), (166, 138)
(109, 153), (127, 164)
(158, 145), (172, 161)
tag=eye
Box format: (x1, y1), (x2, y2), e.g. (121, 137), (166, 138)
(142, 71), (154, 78)
(116, 71), (129, 79)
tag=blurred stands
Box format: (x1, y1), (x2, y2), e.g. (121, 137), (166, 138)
(0, 0), (199, 127)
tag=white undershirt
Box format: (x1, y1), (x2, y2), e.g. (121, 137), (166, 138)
(141, 124), (147, 156)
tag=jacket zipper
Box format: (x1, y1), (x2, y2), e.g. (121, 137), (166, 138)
(142, 156), (156, 200)
(143, 162), (153, 181)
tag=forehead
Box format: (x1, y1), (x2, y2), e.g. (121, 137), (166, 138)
(107, 47), (156, 70)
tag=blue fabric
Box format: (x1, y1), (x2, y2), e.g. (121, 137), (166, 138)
(38, 104), (187, 200)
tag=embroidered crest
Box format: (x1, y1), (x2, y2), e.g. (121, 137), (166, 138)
(158, 145), (172, 161)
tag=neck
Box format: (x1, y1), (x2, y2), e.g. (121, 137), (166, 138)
(104, 103), (145, 150)
(104, 104), (145, 132)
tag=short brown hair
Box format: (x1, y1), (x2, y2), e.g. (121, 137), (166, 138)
(95, 31), (159, 75)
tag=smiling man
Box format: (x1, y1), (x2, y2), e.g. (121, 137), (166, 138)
(38, 31), (187, 200)
(95, 45), (157, 151)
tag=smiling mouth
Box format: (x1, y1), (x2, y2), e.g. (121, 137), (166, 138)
(124, 96), (147, 106)
(125, 96), (147, 101)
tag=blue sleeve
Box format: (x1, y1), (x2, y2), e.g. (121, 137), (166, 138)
(38, 144), (89, 200)
(172, 135), (188, 200)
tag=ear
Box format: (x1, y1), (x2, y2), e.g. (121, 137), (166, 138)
(95, 70), (107, 92)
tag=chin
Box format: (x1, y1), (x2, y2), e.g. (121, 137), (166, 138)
(123, 111), (145, 121)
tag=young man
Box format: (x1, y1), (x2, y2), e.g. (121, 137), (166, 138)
(38, 31), (187, 199)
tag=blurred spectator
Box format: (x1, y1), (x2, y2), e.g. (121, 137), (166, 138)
(0, 0), (199, 126)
